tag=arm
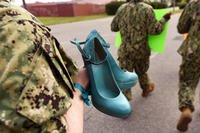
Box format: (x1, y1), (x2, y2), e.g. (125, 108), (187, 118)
(111, 14), (120, 32)
(177, 2), (193, 34)
(65, 68), (89, 133)
(147, 8), (167, 35)
(65, 89), (84, 133)
(111, 4), (126, 32)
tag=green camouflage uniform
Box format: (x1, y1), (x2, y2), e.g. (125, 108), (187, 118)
(111, 0), (167, 100)
(177, 0), (200, 112)
(0, 0), (78, 132)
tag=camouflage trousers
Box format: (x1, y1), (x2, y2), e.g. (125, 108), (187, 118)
(178, 57), (200, 112)
(118, 56), (150, 100)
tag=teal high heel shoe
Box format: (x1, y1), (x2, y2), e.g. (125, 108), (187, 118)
(71, 38), (131, 118)
(86, 29), (138, 89)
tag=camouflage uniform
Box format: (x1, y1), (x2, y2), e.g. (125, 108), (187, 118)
(177, 0), (200, 112)
(111, 0), (167, 99)
(0, 0), (78, 132)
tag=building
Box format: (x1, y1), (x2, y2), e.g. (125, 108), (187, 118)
(72, 0), (116, 4)
(26, 0), (115, 17)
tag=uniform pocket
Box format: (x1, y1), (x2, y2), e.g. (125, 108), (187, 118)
(16, 53), (71, 125)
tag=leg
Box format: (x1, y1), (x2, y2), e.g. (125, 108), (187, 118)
(118, 50), (134, 101)
(134, 57), (154, 97)
(178, 58), (200, 112)
(177, 57), (200, 132)
(120, 62), (134, 101)
(135, 58), (150, 90)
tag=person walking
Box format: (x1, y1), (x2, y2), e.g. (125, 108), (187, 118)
(111, 0), (171, 100)
(176, 0), (200, 131)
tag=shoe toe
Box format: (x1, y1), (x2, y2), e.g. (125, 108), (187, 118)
(92, 92), (132, 118)
(177, 114), (192, 132)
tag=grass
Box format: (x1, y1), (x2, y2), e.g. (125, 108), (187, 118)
(37, 9), (183, 26)
(38, 13), (109, 26)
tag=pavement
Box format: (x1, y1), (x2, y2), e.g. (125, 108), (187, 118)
(49, 14), (200, 133)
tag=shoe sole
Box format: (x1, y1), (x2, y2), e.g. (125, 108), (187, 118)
(177, 116), (192, 132)
(87, 80), (137, 93)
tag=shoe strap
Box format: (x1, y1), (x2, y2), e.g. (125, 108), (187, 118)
(71, 38), (108, 65)
(71, 38), (91, 61)
(105, 43), (110, 48)
(74, 83), (91, 106)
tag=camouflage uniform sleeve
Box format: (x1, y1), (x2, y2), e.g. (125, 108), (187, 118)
(111, 4), (126, 32)
(146, 7), (166, 35)
(177, 2), (194, 34)
(0, 1), (74, 132)
(41, 116), (68, 133)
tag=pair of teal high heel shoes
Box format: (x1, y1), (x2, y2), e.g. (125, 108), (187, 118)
(71, 30), (138, 118)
